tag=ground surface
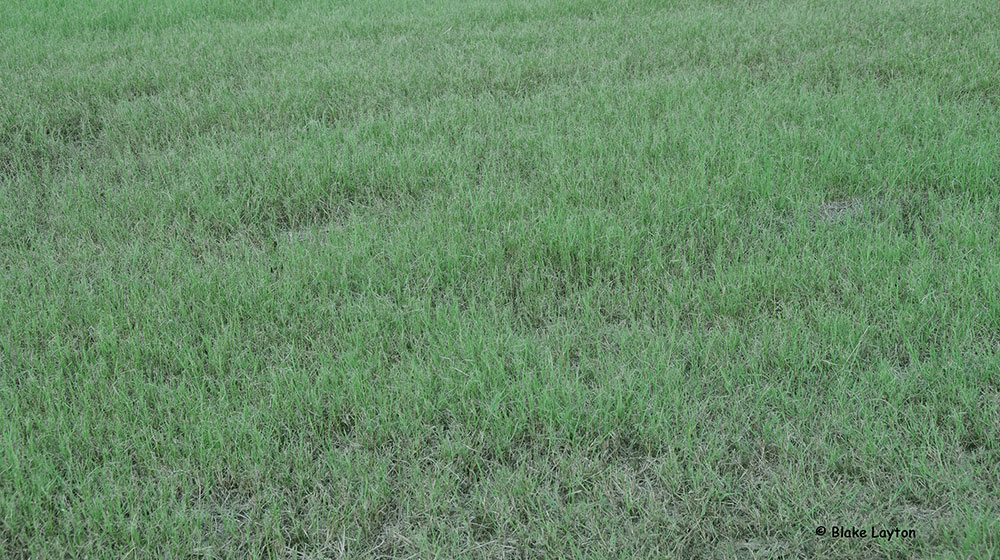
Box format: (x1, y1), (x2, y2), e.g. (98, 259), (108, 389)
(2, 0), (999, 558)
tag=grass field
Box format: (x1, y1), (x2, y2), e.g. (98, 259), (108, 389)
(2, 0), (1000, 557)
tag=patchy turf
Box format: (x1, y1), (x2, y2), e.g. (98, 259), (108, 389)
(2, 0), (999, 557)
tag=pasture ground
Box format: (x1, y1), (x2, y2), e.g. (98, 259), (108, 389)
(2, 0), (999, 557)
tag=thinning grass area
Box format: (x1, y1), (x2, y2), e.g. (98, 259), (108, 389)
(2, 0), (999, 557)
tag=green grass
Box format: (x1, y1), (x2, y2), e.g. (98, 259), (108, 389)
(2, 0), (999, 557)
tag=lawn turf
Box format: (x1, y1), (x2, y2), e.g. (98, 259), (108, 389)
(1, 0), (999, 557)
